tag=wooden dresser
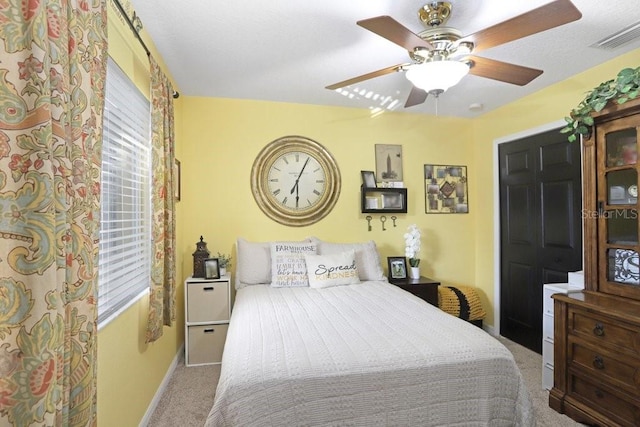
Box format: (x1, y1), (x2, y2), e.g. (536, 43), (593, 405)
(550, 98), (640, 426)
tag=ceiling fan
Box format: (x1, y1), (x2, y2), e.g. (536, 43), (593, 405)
(326, 0), (582, 108)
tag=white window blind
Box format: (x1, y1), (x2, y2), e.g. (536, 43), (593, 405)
(98, 57), (151, 326)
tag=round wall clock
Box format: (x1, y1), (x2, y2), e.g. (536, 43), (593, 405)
(251, 135), (341, 226)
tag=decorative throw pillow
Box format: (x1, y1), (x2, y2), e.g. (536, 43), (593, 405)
(270, 242), (317, 287)
(309, 237), (385, 281)
(304, 250), (361, 289)
(235, 238), (311, 289)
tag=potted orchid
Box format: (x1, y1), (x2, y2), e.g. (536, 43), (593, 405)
(404, 224), (421, 279)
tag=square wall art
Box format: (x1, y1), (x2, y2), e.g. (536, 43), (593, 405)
(424, 164), (468, 214)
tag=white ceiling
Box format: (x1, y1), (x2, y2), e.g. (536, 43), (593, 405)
(128, 0), (640, 118)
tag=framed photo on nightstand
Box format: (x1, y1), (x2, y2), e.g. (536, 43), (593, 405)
(387, 257), (407, 279)
(204, 258), (220, 279)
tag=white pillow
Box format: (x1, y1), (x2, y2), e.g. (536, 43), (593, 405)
(235, 238), (310, 289)
(305, 250), (361, 289)
(310, 237), (385, 281)
(270, 242), (317, 288)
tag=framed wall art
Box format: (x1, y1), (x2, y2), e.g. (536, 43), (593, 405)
(375, 144), (403, 182)
(424, 164), (468, 214)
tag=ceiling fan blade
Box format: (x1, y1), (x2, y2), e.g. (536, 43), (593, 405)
(462, 0), (582, 53)
(357, 16), (434, 51)
(404, 86), (428, 108)
(466, 56), (543, 86)
(325, 64), (406, 90)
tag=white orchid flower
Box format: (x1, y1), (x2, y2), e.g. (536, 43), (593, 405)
(404, 224), (421, 267)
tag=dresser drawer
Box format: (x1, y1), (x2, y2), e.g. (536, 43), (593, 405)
(543, 287), (556, 316)
(187, 282), (229, 322)
(543, 312), (554, 342)
(568, 374), (640, 427)
(543, 337), (554, 366)
(543, 363), (554, 391)
(187, 324), (228, 365)
(568, 307), (640, 356)
(569, 339), (640, 394)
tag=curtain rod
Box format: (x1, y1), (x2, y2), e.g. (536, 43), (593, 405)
(112, 0), (180, 99)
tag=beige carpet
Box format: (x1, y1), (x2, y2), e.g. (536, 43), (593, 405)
(147, 337), (584, 426)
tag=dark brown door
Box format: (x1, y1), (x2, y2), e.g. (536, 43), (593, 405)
(499, 128), (582, 353)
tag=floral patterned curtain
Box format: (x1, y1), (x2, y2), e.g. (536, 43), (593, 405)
(0, 1), (107, 426)
(146, 56), (176, 343)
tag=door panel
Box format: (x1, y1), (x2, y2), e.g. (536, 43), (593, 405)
(541, 180), (576, 248)
(506, 184), (534, 244)
(499, 128), (582, 353)
(504, 261), (535, 325)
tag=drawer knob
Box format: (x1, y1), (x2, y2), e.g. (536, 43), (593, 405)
(204, 328), (215, 333)
(593, 323), (605, 337)
(593, 355), (605, 370)
(203, 287), (214, 291)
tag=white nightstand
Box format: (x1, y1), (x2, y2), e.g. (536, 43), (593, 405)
(184, 275), (231, 366)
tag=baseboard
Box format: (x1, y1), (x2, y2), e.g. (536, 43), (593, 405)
(483, 323), (496, 336)
(139, 343), (184, 427)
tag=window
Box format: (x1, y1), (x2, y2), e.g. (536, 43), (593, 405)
(98, 57), (151, 327)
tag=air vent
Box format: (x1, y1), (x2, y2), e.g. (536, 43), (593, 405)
(591, 21), (640, 50)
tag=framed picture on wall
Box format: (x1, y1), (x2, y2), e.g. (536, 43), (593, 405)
(424, 164), (468, 214)
(375, 144), (403, 182)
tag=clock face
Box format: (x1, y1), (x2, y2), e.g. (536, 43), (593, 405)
(266, 152), (327, 212)
(251, 136), (341, 226)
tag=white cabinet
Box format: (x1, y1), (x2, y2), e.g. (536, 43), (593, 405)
(184, 275), (231, 366)
(541, 279), (583, 389)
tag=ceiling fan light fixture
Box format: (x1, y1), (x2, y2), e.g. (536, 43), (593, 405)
(405, 60), (469, 93)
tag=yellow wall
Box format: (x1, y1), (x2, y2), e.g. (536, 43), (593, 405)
(471, 48), (640, 326)
(178, 98), (477, 296)
(96, 2), (185, 426)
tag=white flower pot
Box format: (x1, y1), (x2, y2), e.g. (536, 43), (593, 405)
(410, 267), (420, 279)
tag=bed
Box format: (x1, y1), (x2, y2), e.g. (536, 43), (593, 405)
(205, 238), (533, 426)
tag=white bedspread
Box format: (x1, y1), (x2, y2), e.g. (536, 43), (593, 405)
(206, 281), (533, 426)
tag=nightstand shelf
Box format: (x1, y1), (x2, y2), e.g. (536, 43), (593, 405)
(184, 275), (231, 366)
(389, 276), (440, 307)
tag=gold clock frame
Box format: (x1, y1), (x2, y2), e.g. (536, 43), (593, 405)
(251, 135), (341, 227)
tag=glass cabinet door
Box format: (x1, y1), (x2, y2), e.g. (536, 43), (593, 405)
(600, 121), (640, 293)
